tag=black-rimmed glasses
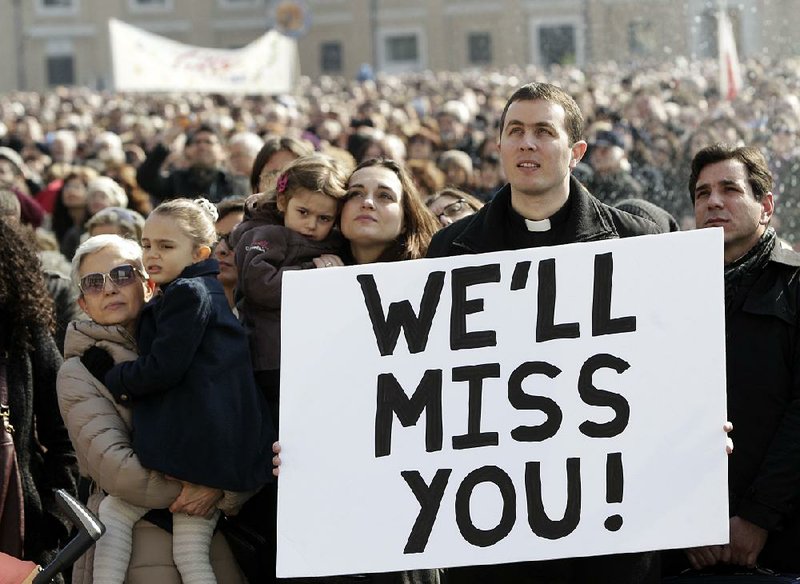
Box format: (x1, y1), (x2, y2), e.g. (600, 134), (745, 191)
(214, 232), (233, 252)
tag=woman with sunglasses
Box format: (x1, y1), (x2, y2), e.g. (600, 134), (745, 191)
(57, 234), (248, 584)
(213, 197), (246, 312)
(425, 188), (484, 228)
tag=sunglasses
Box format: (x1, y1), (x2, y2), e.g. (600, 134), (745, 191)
(217, 232), (232, 246)
(213, 232), (234, 253)
(79, 264), (144, 296)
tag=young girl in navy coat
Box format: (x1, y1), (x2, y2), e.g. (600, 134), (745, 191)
(81, 198), (275, 584)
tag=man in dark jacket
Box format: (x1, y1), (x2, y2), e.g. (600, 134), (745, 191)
(678, 143), (800, 573)
(136, 125), (248, 206)
(428, 83), (660, 583)
(584, 130), (644, 207)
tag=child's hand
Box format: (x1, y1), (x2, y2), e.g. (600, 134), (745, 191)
(245, 192), (268, 217)
(313, 254), (343, 269)
(272, 441), (281, 477)
(168, 478), (223, 518)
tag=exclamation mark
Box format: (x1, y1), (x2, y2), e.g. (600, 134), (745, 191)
(604, 452), (624, 531)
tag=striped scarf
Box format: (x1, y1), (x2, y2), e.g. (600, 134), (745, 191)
(724, 227), (776, 309)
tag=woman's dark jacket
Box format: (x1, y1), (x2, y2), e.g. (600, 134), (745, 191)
(104, 258), (276, 491)
(5, 324), (78, 571)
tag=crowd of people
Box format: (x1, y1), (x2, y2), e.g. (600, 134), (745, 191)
(1, 55), (799, 242)
(0, 53), (799, 583)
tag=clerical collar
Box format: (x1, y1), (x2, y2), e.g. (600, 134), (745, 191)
(508, 194), (572, 232)
(524, 218), (552, 232)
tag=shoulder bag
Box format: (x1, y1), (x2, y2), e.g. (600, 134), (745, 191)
(0, 350), (25, 557)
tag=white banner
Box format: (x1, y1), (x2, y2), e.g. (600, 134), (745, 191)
(109, 18), (298, 94)
(277, 229), (729, 577)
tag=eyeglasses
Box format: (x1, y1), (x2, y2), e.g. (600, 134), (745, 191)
(259, 169), (281, 189)
(79, 264), (144, 296)
(436, 198), (466, 220)
(215, 232), (232, 249)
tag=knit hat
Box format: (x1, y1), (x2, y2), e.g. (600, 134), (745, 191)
(0, 147), (25, 175)
(615, 198), (679, 232)
(592, 130), (625, 150)
(87, 176), (129, 208)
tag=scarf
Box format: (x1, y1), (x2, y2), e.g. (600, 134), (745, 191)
(724, 227), (776, 309)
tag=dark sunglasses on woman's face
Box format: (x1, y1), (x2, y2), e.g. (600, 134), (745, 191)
(79, 264), (143, 296)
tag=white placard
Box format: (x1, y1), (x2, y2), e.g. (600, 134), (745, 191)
(277, 229), (729, 577)
(109, 18), (298, 94)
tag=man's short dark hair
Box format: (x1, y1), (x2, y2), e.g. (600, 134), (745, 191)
(688, 143), (773, 203)
(499, 83), (584, 145)
(186, 124), (219, 145)
(216, 196), (246, 222)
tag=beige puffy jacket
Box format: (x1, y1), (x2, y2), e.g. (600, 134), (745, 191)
(58, 320), (248, 584)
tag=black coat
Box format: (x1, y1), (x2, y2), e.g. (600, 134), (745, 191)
(44, 270), (81, 356)
(5, 325), (78, 573)
(104, 259), (276, 491)
(136, 143), (248, 205)
(428, 176), (660, 257)
(725, 245), (800, 571)
(427, 177), (661, 584)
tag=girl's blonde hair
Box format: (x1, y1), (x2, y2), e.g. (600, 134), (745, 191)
(149, 198), (218, 248)
(249, 154), (349, 220)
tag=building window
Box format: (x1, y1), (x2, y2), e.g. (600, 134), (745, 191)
(36, 0), (79, 16)
(321, 42), (343, 73)
(47, 55), (75, 86)
(218, 0), (261, 7)
(468, 32), (492, 65)
(386, 34), (419, 63)
(694, 8), (741, 59)
(378, 28), (425, 73)
(127, 0), (174, 13)
(628, 20), (656, 56)
(538, 24), (576, 66)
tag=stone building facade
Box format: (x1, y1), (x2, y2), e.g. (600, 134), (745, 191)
(0, 0), (795, 93)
